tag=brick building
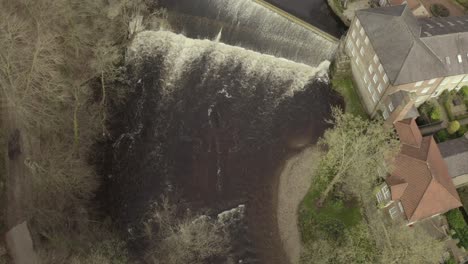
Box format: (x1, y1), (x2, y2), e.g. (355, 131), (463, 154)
(345, 5), (468, 123)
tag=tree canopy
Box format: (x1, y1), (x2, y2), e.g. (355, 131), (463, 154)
(316, 108), (399, 204)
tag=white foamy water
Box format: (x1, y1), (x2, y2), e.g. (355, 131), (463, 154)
(128, 30), (330, 101)
(160, 0), (338, 66)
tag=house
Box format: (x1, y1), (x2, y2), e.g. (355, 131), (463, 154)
(438, 134), (468, 187)
(345, 5), (468, 124)
(375, 118), (462, 224)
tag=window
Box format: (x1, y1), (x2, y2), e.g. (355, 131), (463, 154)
(448, 21), (455, 26)
(352, 30), (356, 39)
(457, 20), (464, 25)
(421, 87), (431, 93)
(437, 22), (444, 27)
(446, 56), (451, 65)
(428, 78), (437, 84)
(377, 84), (383, 93)
(356, 19), (361, 27)
(365, 36), (369, 45)
(426, 23), (434, 28)
(356, 39), (361, 47)
(355, 57), (360, 66)
(389, 206), (399, 219)
(360, 28), (365, 36)
(367, 84), (373, 93)
(364, 74), (369, 84)
(388, 102), (394, 112)
(360, 47), (364, 56)
(458, 55), (463, 63)
(351, 49), (355, 57)
(373, 55), (379, 64)
(383, 74), (389, 84)
(383, 109), (389, 120)
(372, 93), (378, 103)
(415, 81), (423, 87)
(382, 185), (390, 199)
(376, 192), (383, 203)
(368, 65), (374, 74)
(398, 202), (404, 213)
(373, 74), (378, 84)
(378, 64), (384, 73)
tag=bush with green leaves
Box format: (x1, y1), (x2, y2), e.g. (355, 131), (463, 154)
(448, 120), (461, 134)
(436, 129), (449, 142)
(460, 86), (468, 98)
(446, 209), (468, 249)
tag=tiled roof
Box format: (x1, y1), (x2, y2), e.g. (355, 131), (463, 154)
(438, 135), (468, 178)
(356, 5), (468, 85)
(386, 118), (462, 222)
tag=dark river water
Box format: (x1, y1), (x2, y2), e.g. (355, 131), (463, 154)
(265, 0), (347, 37)
(97, 1), (345, 263)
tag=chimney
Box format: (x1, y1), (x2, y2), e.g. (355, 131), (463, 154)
(394, 118), (423, 148)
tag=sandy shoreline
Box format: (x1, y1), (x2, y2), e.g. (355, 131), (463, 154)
(276, 146), (320, 264)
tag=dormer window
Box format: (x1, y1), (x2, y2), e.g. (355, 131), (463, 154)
(458, 55), (462, 63)
(446, 56), (451, 65)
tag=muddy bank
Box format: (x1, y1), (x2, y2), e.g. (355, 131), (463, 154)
(277, 147), (321, 264)
(97, 31), (343, 263)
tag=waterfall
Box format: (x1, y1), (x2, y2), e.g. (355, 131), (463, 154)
(121, 29), (333, 196)
(158, 0), (338, 66)
(108, 29), (341, 263)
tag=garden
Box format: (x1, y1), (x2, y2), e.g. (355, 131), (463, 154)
(446, 208), (468, 250)
(418, 87), (468, 142)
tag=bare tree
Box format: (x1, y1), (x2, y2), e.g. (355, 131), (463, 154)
(144, 199), (231, 264)
(316, 108), (399, 205)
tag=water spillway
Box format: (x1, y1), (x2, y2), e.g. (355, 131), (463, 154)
(105, 30), (342, 262)
(158, 0), (338, 66)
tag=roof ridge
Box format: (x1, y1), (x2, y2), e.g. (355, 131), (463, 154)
(407, 177), (434, 220)
(393, 26), (417, 84)
(417, 36), (446, 68)
(409, 179), (461, 221)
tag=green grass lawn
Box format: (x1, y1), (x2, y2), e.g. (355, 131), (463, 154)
(331, 74), (368, 119)
(299, 185), (362, 243)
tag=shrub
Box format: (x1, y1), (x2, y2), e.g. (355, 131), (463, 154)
(446, 209), (466, 230)
(460, 86), (468, 98)
(419, 101), (442, 122)
(435, 129), (449, 142)
(447, 121), (461, 134)
(444, 101), (455, 121)
(457, 125), (468, 137)
(431, 4), (450, 17)
(430, 106), (442, 121)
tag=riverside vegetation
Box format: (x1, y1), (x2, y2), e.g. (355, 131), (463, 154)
(0, 0), (233, 263)
(299, 109), (446, 264)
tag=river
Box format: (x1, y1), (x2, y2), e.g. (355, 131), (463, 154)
(99, 0), (345, 263)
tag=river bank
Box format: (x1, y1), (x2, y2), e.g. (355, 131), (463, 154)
(277, 147), (321, 263)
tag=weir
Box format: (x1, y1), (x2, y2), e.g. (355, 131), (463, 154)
(159, 0), (339, 66)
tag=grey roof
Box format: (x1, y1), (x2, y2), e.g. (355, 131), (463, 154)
(390, 90), (408, 107)
(438, 135), (468, 178)
(356, 5), (468, 85)
(404, 105), (419, 119)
